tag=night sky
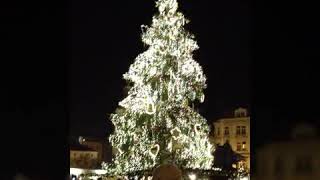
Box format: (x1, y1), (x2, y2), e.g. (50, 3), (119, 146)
(2, 0), (319, 178)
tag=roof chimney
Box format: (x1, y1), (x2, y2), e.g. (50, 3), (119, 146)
(234, 107), (248, 117)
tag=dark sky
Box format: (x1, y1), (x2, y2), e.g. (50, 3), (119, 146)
(69, 0), (251, 138)
(252, 0), (320, 148)
(2, 0), (319, 177)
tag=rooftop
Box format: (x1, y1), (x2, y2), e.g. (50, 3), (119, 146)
(70, 143), (96, 152)
(214, 107), (250, 120)
(292, 122), (317, 139)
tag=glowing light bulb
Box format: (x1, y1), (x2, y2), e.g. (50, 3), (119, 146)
(188, 173), (196, 180)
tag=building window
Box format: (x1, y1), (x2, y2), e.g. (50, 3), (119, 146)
(237, 142), (241, 151)
(217, 127), (220, 136)
(236, 126), (241, 135)
(242, 142), (246, 151)
(241, 126), (246, 135)
(295, 156), (313, 174)
(234, 108), (248, 117)
(224, 127), (229, 135)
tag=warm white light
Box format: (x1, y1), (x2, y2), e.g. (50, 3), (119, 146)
(88, 175), (99, 180)
(104, 0), (214, 175)
(92, 169), (108, 175)
(149, 144), (160, 159)
(212, 167), (222, 171)
(240, 177), (249, 180)
(78, 136), (83, 144)
(70, 168), (83, 176)
(188, 173), (196, 180)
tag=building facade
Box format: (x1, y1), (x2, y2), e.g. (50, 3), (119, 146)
(70, 135), (113, 170)
(211, 108), (250, 172)
(256, 123), (320, 180)
(79, 136), (113, 163)
(79, 137), (103, 163)
(70, 145), (99, 169)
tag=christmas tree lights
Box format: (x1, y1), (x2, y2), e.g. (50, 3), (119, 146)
(103, 0), (214, 175)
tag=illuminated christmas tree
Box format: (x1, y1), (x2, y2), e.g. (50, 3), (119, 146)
(103, 0), (214, 175)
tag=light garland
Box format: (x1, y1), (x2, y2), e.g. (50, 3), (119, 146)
(170, 127), (182, 140)
(149, 144), (160, 159)
(104, 0), (214, 175)
(194, 123), (201, 135)
(200, 93), (205, 103)
(145, 96), (156, 115)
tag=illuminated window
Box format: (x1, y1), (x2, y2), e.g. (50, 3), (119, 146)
(224, 127), (229, 135)
(241, 126), (246, 135)
(236, 126), (241, 135)
(242, 141), (246, 151)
